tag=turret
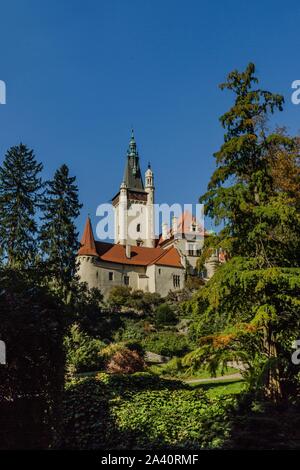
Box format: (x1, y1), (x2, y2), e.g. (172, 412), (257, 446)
(119, 181), (128, 245)
(77, 216), (99, 289)
(145, 162), (155, 247)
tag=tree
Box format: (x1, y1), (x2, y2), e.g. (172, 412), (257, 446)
(188, 63), (300, 401)
(39, 164), (82, 295)
(154, 303), (177, 326)
(0, 143), (43, 269)
(64, 323), (105, 374)
(0, 267), (66, 448)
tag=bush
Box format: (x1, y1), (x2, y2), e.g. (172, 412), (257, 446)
(154, 303), (177, 326)
(64, 324), (105, 374)
(61, 374), (235, 449)
(142, 331), (190, 357)
(107, 286), (162, 313)
(107, 286), (132, 309)
(106, 348), (145, 374)
(113, 318), (147, 342)
(113, 389), (234, 448)
(61, 374), (300, 450)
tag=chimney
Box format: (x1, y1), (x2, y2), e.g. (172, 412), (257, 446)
(162, 222), (168, 241)
(125, 244), (131, 259)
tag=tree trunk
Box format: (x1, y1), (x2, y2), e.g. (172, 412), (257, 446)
(263, 325), (282, 402)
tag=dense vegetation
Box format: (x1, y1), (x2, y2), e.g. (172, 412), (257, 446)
(0, 63), (299, 449)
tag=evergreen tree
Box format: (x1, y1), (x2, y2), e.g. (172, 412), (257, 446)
(0, 143), (43, 269)
(39, 164), (82, 295)
(187, 64), (300, 401)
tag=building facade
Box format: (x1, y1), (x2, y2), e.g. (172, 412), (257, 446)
(77, 131), (220, 298)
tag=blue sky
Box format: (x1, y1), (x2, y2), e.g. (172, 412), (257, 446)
(1, 0), (300, 236)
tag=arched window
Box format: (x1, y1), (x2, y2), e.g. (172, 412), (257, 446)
(137, 223), (141, 232)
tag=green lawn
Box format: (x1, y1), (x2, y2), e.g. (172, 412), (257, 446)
(149, 362), (239, 380)
(189, 378), (245, 397)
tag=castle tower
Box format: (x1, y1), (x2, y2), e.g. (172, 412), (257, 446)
(77, 216), (99, 289)
(145, 163), (155, 247)
(112, 130), (155, 247)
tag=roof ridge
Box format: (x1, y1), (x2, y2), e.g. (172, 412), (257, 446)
(148, 246), (174, 265)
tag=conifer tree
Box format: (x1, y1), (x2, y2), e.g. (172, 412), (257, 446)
(39, 164), (82, 295)
(187, 64), (300, 401)
(0, 143), (43, 269)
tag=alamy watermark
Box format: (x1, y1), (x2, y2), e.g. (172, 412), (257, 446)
(292, 340), (300, 365)
(0, 340), (6, 364)
(0, 80), (6, 104)
(291, 80), (300, 104)
(95, 202), (205, 245)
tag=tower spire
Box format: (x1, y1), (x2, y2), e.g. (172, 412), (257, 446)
(78, 216), (98, 257)
(122, 129), (144, 191)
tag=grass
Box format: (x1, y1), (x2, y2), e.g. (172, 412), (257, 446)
(149, 361), (239, 380)
(189, 378), (245, 397)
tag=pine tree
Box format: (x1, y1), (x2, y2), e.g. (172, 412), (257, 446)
(0, 143), (43, 269)
(187, 64), (300, 401)
(39, 164), (82, 295)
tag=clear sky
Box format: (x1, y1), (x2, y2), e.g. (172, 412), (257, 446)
(1, 0), (300, 236)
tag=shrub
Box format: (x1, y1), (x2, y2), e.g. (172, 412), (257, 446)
(107, 286), (132, 309)
(64, 324), (105, 374)
(113, 389), (235, 449)
(106, 348), (145, 374)
(61, 374), (235, 449)
(142, 331), (190, 357)
(154, 303), (177, 326)
(113, 318), (146, 342)
(107, 286), (162, 313)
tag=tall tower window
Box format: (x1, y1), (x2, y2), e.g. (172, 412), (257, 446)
(137, 223), (141, 232)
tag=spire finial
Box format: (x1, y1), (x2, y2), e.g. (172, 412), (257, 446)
(148, 161), (151, 169)
(128, 128), (137, 156)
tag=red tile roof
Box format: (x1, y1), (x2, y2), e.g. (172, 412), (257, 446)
(78, 217), (98, 256)
(78, 217), (184, 268)
(94, 241), (183, 268)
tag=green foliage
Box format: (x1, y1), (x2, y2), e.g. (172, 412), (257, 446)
(64, 324), (105, 374)
(107, 286), (162, 313)
(70, 283), (123, 342)
(0, 143), (43, 268)
(0, 267), (66, 448)
(113, 317), (147, 342)
(142, 331), (190, 357)
(191, 63), (300, 401)
(39, 164), (82, 294)
(113, 389), (235, 449)
(154, 303), (177, 326)
(61, 373), (236, 449)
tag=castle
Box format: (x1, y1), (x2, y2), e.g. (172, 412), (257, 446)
(77, 131), (220, 298)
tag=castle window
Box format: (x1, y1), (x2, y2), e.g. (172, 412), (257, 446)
(158, 268), (161, 275)
(137, 223), (141, 232)
(188, 243), (195, 256)
(109, 272), (113, 281)
(173, 274), (180, 288)
(124, 275), (129, 286)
